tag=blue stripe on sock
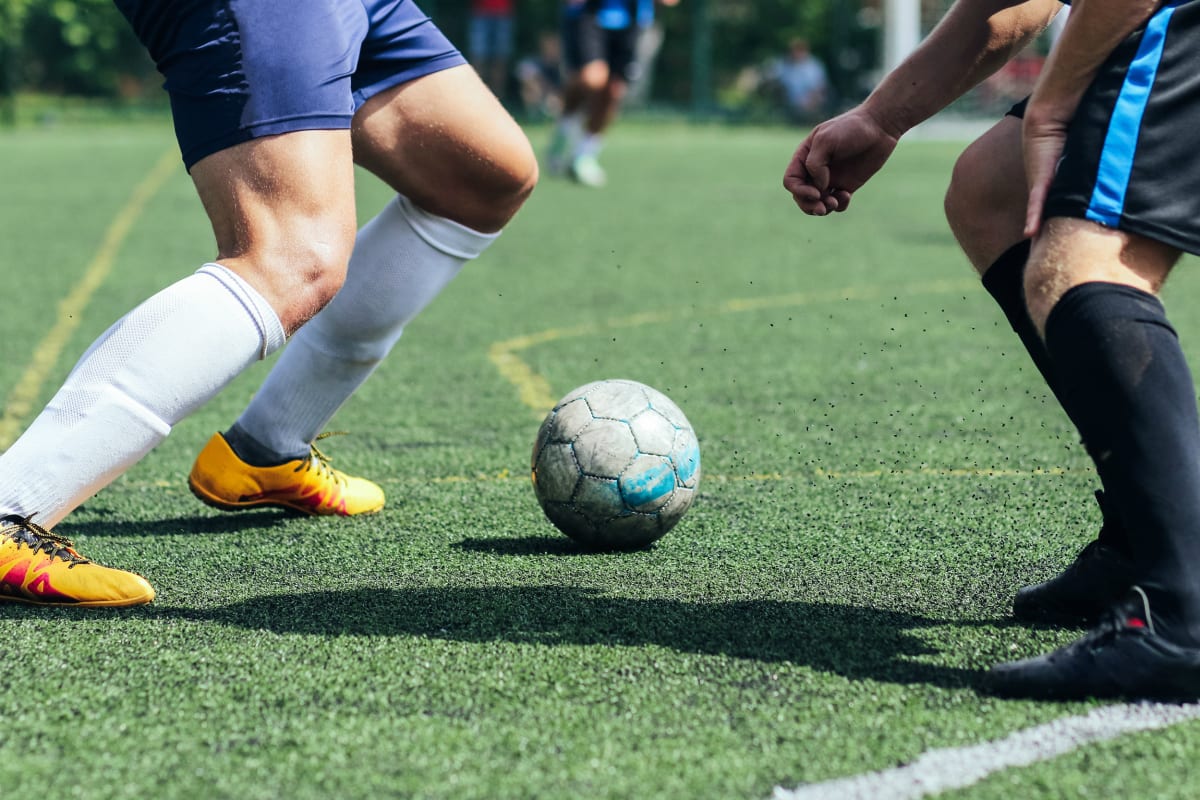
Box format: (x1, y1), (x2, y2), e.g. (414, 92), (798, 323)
(1086, 5), (1177, 227)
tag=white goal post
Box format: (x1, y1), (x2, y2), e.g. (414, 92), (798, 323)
(883, 0), (922, 74)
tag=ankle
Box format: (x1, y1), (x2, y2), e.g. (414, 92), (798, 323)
(223, 423), (307, 467)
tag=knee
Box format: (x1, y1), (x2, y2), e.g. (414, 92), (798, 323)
(944, 149), (994, 272)
(944, 142), (1028, 274)
(490, 132), (539, 212)
(943, 153), (978, 245)
(455, 131), (539, 232)
(244, 218), (356, 333)
(579, 62), (610, 92)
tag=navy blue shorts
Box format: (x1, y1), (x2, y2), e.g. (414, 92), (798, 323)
(114, 0), (466, 169)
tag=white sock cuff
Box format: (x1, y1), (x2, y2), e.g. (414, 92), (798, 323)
(394, 195), (500, 261)
(197, 263), (287, 359)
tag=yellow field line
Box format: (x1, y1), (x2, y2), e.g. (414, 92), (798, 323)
(487, 278), (978, 416)
(0, 147), (179, 450)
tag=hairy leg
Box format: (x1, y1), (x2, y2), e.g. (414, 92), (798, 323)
(0, 131), (356, 526)
(353, 64), (536, 232)
(1025, 220), (1200, 642)
(225, 66), (537, 462)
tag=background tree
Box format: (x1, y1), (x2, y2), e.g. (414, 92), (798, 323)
(0, 0), (32, 125)
(21, 0), (150, 96)
(0, 0), (876, 123)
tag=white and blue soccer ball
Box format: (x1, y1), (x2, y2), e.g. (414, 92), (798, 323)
(531, 379), (701, 550)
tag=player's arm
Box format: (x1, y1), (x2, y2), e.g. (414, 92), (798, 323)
(1023, 0), (1163, 236)
(785, 0), (1063, 216)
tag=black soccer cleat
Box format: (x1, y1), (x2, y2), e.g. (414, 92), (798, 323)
(985, 587), (1200, 701)
(1012, 492), (1135, 626)
(1012, 539), (1135, 626)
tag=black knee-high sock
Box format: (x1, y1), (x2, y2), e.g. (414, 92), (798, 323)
(982, 241), (1128, 553)
(1044, 282), (1200, 643)
(982, 241), (1061, 395)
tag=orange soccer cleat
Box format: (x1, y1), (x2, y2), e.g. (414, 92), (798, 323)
(0, 516), (155, 607)
(188, 432), (385, 516)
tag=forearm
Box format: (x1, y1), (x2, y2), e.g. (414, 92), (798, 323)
(864, 0), (1062, 137)
(1028, 0), (1162, 122)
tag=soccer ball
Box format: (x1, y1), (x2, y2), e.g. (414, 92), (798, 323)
(531, 379), (701, 550)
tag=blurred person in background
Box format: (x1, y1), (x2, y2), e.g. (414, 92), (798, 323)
(516, 30), (564, 118)
(764, 38), (828, 124)
(546, 0), (679, 188)
(468, 0), (518, 100)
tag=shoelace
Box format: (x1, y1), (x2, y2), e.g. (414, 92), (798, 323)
(0, 515), (89, 566)
(294, 431), (349, 487)
(1074, 586), (1157, 655)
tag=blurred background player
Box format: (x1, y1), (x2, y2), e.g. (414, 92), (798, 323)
(467, 0), (517, 101)
(0, 0), (537, 607)
(763, 38), (829, 124)
(546, 0), (679, 187)
(516, 30), (565, 118)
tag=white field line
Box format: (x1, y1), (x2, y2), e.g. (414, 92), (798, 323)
(773, 702), (1200, 800)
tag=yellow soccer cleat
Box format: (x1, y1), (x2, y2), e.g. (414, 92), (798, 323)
(0, 516), (155, 607)
(188, 432), (385, 516)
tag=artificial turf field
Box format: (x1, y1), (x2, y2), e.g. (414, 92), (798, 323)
(3, 120), (1200, 800)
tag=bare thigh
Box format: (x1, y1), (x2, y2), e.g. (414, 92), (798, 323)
(352, 64), (537, 233)
(1024, 217), (1180, 334)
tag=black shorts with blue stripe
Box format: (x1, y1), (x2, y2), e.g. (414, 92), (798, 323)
(1042, 0), (1200, 255)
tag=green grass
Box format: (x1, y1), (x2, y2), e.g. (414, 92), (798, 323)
(3, 121), (1200, 799)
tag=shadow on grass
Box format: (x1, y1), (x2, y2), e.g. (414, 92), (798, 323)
(453, 535), (620, 556)
(60, 510), (301, 537)
(152, 586), (989, 691)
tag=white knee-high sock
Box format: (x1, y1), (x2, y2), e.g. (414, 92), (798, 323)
(0, 264), (285, 527)
(231, 195), (499, 460)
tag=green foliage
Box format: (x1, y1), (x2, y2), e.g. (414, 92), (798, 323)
(3, 0), (879, 111)
(491, 0), (877, 110)
(21, 0), (151, 96)
(0, 0), (33, 123)
(0, 0), (32, 42)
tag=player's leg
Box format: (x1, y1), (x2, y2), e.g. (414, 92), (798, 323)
(548, 12), (607, 176)
(193, 22), (538, 515)
(351, 65), (536, 233)
(570, 25), (639, 188)
(0, 0), (365, 605)
(185, 131), (380, 517)
(986, 219), (1200, 698)
(945, 109), (1133, 625)
(944, 114), (1029, 273)
(986, 3), (1200, 698)
(569, 71), (626, 188)
(0, 128), (355, 602)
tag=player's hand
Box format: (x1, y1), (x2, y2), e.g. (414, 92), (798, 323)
(783, 107), (900, 216)
(1022, 102), (1070, 239)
